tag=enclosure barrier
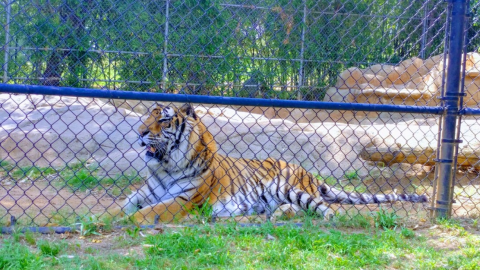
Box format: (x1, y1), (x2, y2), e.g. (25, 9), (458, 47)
(1, 0), (480, 229)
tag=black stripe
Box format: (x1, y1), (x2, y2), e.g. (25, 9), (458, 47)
(240, 184), (248, 196)
(306, 197), (314, 209)
(148, 184), (161, 202)
(275, 180), (281, 198)
(296, 191), (305, 207)
(373, 195), (379, 203)
(314, 202), (324, 213)
(180, 120), (186, 134)
(178, 196), (189, 202)
(183, 186), (197, 193)
(260, 194), (269, 204)
(286, 187), (294, 203)
(284, 167), (292, 184)
(191, 192), (203, 202)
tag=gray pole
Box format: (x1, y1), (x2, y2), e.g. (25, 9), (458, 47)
(162, 0), (170, 91)
(297, 0), (307, 100)
(3, 0), (11, 83)
(420, 1), (429, 59)
(435, 0), (467, 219)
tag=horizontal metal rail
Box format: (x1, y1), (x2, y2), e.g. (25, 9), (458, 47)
(461, 108), (480, 115)
(0, 83), (445, 114)
(7, 46), (382, 65)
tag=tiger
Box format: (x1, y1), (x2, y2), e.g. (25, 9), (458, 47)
(110, 103), (428, 224)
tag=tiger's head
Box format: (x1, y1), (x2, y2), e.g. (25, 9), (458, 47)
(138, 103), (215, 167)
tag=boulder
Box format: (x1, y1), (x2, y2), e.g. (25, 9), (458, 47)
(325, 52), (480, 107)
(359, 118), (480, 169)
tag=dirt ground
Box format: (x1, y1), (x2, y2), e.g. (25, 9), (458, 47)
(0, 168), (480, 227)
(0, 177), (119, 226)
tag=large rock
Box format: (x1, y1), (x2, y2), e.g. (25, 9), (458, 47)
(326, 52), (480, 108)
(359, 118), (480, 169)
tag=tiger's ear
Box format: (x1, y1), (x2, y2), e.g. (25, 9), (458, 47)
(152, 102), (165, 112)
(179, 103), (197, 120)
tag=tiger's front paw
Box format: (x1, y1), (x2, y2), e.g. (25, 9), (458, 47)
(130, 208), (162, 226)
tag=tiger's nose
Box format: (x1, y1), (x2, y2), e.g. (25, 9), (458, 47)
(138, 131), (150, 146)
(138, 136), (146, 147)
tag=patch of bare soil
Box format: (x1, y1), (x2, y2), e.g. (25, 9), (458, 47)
(0, 169), (479, 226)
(0, 178), (117, 226)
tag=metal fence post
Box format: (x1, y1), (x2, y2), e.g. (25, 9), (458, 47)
(161, 0), (170, 91)
(3, 0), (11, 83)
(434, 0), (468, 219)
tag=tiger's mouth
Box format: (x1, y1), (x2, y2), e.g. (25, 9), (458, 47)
(145, 145), (164, 160)
(146, 146), (156, 154)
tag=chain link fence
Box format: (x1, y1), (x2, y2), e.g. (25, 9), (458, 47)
(0, 0), (478, 227)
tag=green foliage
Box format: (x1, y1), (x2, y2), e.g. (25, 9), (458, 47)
(0, 160), (13, 171)
(344, 170), (360, 181)
(186, 197), (215, 224)
(332, 213), (372, 229)
(9, 166), (57, 181)
(373, 208), (399, 230)
(0, 220), (480, 269)
(436, 217), (469, 236)
(60, 164), (100, 191)
(75, 215), (106, 237)
(0, 240), (44, 269)
(37, 240), (65, 257)
(24, 231), (37, 246)
(5, 0), (449, 99)
(6, 161), (144, 195)
(436, 217), (461, 228)
(400, 227), (415, 239)
(125, 226), (141, 239)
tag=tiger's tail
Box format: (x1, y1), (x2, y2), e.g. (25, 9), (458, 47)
(318, 184), (429, 204)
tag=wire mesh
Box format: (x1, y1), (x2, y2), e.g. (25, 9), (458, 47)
(0, 0), (477, 227)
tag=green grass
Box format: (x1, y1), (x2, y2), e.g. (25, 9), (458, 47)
(2, 160), (143, 196)
(0, 160), (57, 181)
(331, 212), (372, 229)
(12, 166), (57, 180)
(58, 162), (143, 194)
(74, 215), (110, 237)
(373, 207), (399, 229)
(0, 220), (479, 269)
(0, 160), (14, 173)
(185, 197), (215, 224)
(344, 170), (360, 181)
(37, 240), (67, 257)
